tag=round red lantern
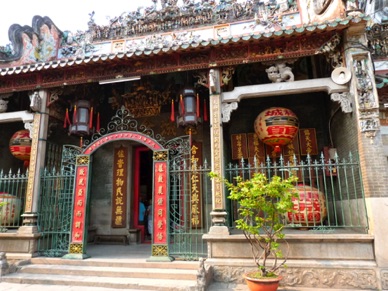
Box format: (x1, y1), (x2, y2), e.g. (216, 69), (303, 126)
(286, 184), (327, 226)
(254, 107), (299, 153)
(9, 129), (32, 168)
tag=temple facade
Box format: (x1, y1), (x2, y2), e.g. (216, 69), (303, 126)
(0, 0), (388, 289)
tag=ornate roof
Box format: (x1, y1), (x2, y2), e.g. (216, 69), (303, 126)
(0, 0), (370, 93)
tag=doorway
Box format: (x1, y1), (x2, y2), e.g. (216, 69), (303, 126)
(133, 146), (153, 243)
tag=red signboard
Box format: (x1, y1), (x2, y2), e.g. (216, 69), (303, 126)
(231, 133), (248, 160)
(190, 142), (202, 229)
(153, 161), (168, 244)
(112, 146), (127, 228)
(299, 128), (318, 156)
(72, 166), (88, 243)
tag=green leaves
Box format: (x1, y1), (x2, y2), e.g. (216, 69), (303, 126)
(209, 172), (298, 277)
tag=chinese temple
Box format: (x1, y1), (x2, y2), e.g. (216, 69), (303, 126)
(0, 0), (388, 289)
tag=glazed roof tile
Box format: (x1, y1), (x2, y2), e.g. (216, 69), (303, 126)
(0, 14), (369, 76)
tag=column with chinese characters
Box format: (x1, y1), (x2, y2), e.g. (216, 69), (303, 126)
(147, 150), (173, 262)
(63, 155), (91, 259)
(209, 68), (229, 235)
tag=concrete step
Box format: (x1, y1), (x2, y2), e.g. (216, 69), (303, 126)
(17, 264), (197, 280)
(1, 258), (201, 291)
(30, 257), (199, 269)
(0, 282), (156, 291)
(1, 273), (198, 290)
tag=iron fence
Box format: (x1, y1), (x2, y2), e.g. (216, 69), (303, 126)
(225, 153), (368, 232)
(0, 169), (28, 230)
(169, 160), (212, 260)
(37, 168), (75, 257)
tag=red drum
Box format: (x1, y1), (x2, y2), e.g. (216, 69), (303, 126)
(287, 185), (327, 226)
(0, 192), (22, 225)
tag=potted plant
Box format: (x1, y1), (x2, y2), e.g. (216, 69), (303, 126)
(210, 172), (298, 291)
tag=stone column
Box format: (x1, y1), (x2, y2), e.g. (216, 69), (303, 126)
(208, 68), (229, 235)
(344, 23), (388, 287)
(18, 90), (49, 233)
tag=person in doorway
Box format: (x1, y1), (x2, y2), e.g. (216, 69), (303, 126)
(139, 196), (146, 225)
(146, 199), (153, 239)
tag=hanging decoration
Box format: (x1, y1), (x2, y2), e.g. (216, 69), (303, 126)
(177, 88), (197, 130)
(9, 129), (32, 168)
(69, 100), (90, 136)
(254, 107), (299, 153)
(63, 100), (101, 139)
(170, 99), (175, 122)
(203, 99), (208, 122)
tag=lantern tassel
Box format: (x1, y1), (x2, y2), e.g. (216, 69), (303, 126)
(196, 94), (200, 118)
(203, 99), (208, 122)
(80, 136), (83, 148)
(64, 108), (71, 128)
(180, 94), (184, 115)
(96, 112), (100, 132)
(73, 105), (77, 123)
(89, 107), (93, 129)
(170, 99), (175, 122)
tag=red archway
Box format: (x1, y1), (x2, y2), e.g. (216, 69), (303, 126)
(64, 131), (171, 261)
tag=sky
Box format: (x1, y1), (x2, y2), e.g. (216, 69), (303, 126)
(0, 0), (155, 45)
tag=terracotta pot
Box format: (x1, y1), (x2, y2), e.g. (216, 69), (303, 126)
(243, 273), (281, 291)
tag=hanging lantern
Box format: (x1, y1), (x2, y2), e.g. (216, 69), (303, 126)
(69, 100), (91, 136)
(9, 129), (32, 168)
(254, 107), (299, 153)
(177, 88), (200, 128)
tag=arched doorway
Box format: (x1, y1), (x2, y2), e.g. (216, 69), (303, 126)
(63, 131), (171, 261)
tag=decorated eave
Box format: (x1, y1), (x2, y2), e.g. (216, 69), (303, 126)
(0, 0), (369, 94)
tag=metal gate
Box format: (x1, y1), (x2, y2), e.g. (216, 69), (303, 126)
(37, 145), (81, 257)
(166, 136), (211, 260)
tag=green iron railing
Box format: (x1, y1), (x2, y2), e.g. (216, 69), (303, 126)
(37, 168), (75, 257)
(169, 159), (211, 260)
(225, 152), (368, 233)
(0, 169), (28, 231)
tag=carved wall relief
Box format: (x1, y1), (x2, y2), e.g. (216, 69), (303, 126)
(353, 56), (380, 139)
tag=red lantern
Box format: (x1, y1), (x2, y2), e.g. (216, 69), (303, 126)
(9, 129), (32, 168)
(254, 107), (299, 153)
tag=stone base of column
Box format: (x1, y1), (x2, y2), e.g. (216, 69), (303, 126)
(62, 253), (90, 260)
(210, 210), (227, 226)
(21, 212), (38, 227)
(146, 255), (174, 262)
(209, 210), (230, 235)
(208, 225), (230, 235)
(17, 225), (39, 235)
